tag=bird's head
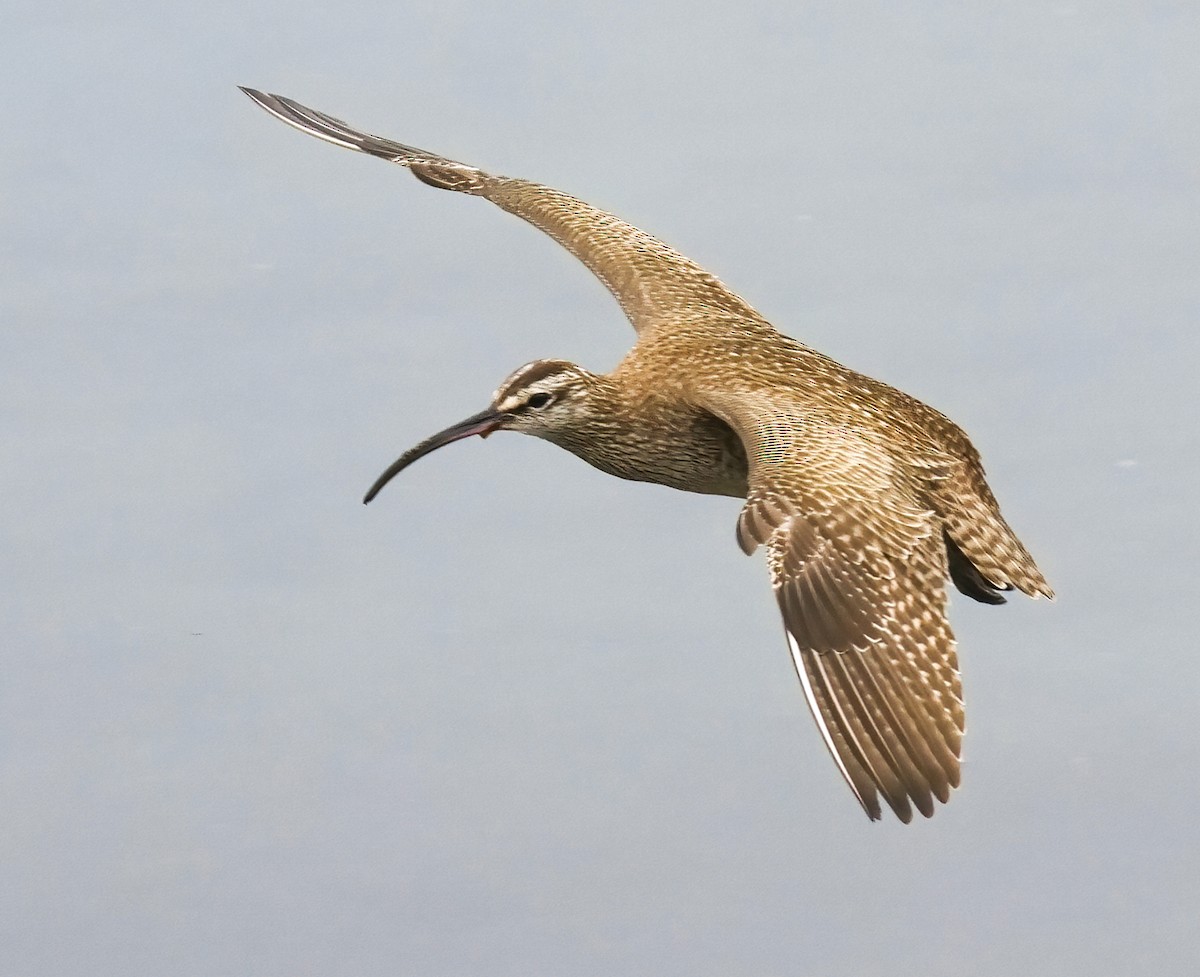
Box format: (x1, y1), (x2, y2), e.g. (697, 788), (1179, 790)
(363, 359), (599, 503)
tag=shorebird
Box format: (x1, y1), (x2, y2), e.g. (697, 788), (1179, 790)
(242, 88), (1053, 823)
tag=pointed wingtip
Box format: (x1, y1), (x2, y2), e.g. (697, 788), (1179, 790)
(238, 87), (276, 113)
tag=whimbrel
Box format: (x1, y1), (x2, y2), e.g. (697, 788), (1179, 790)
(242, 88), (1053, 823)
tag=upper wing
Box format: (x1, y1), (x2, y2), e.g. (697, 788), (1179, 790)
(240, 88), (765, 337)
(701, 392), (964, 823)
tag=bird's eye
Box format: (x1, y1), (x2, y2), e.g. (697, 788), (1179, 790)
(526, 392), (553, 409)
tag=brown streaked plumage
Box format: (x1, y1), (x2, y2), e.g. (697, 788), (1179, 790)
(241, 88), (1054, 823)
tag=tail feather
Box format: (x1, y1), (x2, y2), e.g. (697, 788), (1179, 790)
(932, 467), (1054, 601)
(946, 531), (1009, 604)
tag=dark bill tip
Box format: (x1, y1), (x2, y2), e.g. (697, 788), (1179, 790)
(362, 408), (507, 504)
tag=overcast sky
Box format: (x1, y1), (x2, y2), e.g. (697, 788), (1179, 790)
(3, 2), (1198, 975)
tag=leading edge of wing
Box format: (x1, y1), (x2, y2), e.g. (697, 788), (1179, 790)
(240, 87), (767, 336)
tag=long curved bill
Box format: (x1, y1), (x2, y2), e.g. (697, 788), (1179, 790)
(363, 408), (508, 504)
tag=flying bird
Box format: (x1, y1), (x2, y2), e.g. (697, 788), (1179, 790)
(241, 88), (1053, 823)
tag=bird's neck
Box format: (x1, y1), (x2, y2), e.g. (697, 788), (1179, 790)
(544, 375), (749, 498)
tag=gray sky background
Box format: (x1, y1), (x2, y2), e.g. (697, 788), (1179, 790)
(3, 2), (1198, 975)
